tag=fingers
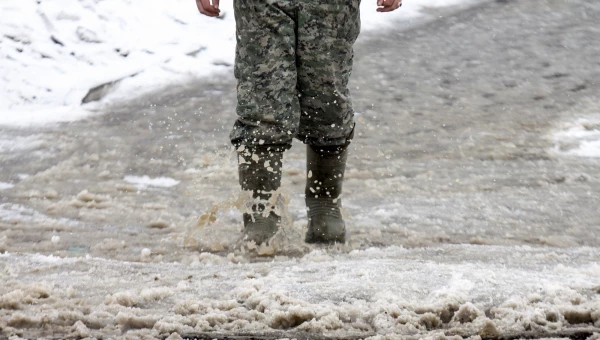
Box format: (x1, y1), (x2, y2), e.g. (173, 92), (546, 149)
(212, 0), (220, 10)
(196, 0), (220, 17)
(377, 0), (402, 12)
(377, 0), (400, 12)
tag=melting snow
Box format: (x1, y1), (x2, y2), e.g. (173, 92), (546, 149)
(0, 245), (599, 339)
(0, 182), (14, 190)
(124, 175), (180, 189)
(552, 116), (600, 158)
(0, 203), (77, 226)
(0, 136), (45, 153)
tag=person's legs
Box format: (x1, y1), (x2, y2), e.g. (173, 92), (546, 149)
(296, 0), (360, 147)
(230, 0), (299, 149)
(230, 0), (361, 244)
(296, 0), (361, 243)
(231, 0), (298, 245)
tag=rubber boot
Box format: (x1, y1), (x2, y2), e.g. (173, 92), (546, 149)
(237, 146), (284, 245)
(305, 144), (348, 244)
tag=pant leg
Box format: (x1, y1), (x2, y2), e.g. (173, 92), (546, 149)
(230, 0), (300, 149)
(296, 0), (361, 147)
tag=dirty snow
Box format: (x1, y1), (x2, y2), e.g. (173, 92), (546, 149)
(1, 246), (599, 339)
(0, 136), (45, 153)
(0, 203), (77, 227)
(0, 204), (51, 222)
(0, 0), (481, 127)
(552, 116), (600, 158)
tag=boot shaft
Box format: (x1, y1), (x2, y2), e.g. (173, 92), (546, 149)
(305, 144), (348, 200)
(237, 146), (284, 200)
(305, 144), (349, 243)
(237, 146), (285, 245)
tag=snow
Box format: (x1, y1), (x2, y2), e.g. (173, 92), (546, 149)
(0, 203), (77, 226)
(0, 136), (44, 153)
(577, 140), (600, 157)
(0, 245), (599, 339)
(141, 248), (153, 260)
(124, 175), (181, 189)
(0, 203), (48, 222)
(0, 182), (14, 190)
(0, 0), (235, 126)
(552, 116), (600, 158)
(0, 0), (481, 127)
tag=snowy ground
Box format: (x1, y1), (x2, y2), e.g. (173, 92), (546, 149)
(1, 0), (600, 339)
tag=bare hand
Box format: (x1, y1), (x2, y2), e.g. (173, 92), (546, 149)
(196, 0), (220, 17)
(377, 0), (402, 12)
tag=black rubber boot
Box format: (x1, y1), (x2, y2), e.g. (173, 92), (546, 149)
(237, 146), (284, 245)
(305, 144), (348, 244)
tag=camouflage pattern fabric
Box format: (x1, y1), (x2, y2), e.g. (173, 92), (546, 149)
(230, 0), (361, 148)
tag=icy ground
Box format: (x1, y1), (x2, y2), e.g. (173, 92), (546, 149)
(0, 0), (480, 127)
(1, 0), (600, 339)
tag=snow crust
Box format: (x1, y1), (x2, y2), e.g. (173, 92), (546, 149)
(552, 115), (600, 158)
(1, 245), (599, 339)
(0, 0), (480, 127)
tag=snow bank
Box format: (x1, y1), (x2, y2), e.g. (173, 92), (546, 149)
(1, 245), (599, 339)
(0, 0), (480, 127)
(552, 115), (600, 158)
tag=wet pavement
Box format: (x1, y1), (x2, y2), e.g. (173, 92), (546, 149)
(1, 0), (599, 260)
(1, 1), (600, 339)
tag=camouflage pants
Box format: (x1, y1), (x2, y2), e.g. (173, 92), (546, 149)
(230, 0), (361, 148)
